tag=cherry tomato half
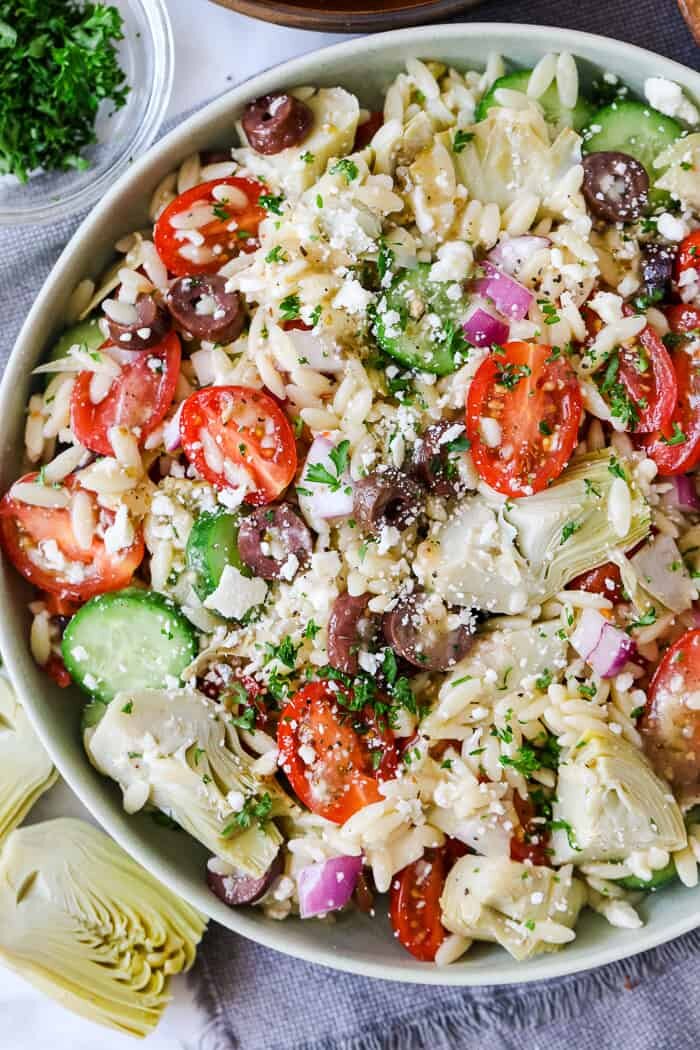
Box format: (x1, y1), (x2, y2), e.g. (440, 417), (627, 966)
(511, 793), (550, 867)
(0, 474), (144, 601)
(71, 333), (181, 457)
(154, 177), (267, 276)
(638, 343), (700, 476)
(674, 231), (700, 293)
(389, 840), (468, 962)
(615, 324), (677, 433)
(466, 341), (582, 498)
(642, 628), (700, 791)
(568, 562), (625, 604)
(179, 385), (297, 505)
(277, 680), (398, 824)
(666, 304), (700, 336)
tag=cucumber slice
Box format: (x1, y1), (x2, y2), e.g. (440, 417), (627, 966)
(582, 100), (683, 174)
(44, 319), (103, 386)
(373, 263), (470, 376)
(475, 70), (595, 131)
(616, 859), (677, 892)
(63, 587), (197, 704)
(186, 509), (249, 600)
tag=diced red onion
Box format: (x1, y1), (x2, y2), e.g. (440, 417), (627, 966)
(298, 435), (354, 522)
(570, 607), (636, 678)
(297, 855), (363, 918)
(163, 401), (184, 452)
(661, 474), (700, 513)
(487, 236), (551, 277)
(463, 306), (510, 348)
(473, 261), (533, 322)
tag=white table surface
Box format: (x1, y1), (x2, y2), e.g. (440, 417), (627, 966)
(0, 3), (346, 1047)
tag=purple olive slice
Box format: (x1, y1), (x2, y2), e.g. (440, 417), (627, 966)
(382, 589), (476, 671)
(238, 503), (312, 581)
(409, 420), (465, 498)
(105, 294), (170, 351)
(167, 274), (245, 345)
(242, 93), (313, 155)
(353, 468), (422, 536)
(582, 151), (649, 224)
(327, 592), (378, 676)
(207, 852), (283, 906)
(641, 241), (677, 301)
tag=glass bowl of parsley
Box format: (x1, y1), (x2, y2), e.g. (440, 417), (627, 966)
(0, 0), (174, 226)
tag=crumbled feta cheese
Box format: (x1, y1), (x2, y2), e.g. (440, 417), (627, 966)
(332, 278), (375, 315)
(429, 241), (473, 283)
(644, 77), (699, 125)
(657, 212), (689, 243)
(203, 563), (267, 620)
(104, 504), (135, 555)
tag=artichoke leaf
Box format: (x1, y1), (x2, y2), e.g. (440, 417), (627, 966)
(0, 818), (205, 1038)
(654, 133), (700, 211)
(234, 87), (360, 199)
(0, 675), (57, 847)
(551, 731), (687, 864)
(502, 450), (650, 603)
(440, 855), (586, 961)
(84, 688), (288, 876)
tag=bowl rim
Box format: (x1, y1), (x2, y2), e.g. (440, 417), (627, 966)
(211, 0), (478, 33)
(0, 0), (175, 228)
(3, 21), (700, 986)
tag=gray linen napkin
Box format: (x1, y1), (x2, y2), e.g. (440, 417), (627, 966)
(0, 3), (698, 1048)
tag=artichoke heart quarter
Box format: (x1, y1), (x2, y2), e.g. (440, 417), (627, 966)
(0, 675), (57, 846)
(551, 731), (687, 864)
(0, 818), (206, 1038)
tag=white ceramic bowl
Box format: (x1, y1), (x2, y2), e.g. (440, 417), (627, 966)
(2, 24), (700, 985)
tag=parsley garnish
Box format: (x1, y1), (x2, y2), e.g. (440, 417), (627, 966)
(304, 439), (350, 491)
(229, 706), (256, 731)
(627, 607), (657, 631)
(265, 245), (288, 264)
(496, 361), (532, 390)
(452, 130), (474, 153)
(560, 520), (583, 544)
(660, 422), (687, 447)
(303, 619), (321, 640)
(193, 747), (205, 765)
(265, 636), (300, 669)
(279, 294), (301, 322)
(222, 793), (272, 835)
(377, 238), (395, 282)
(548, 818), (581, 851)
(121, 700), (133, 714)
(300, 150), (315, 164)
(584, 478), (602, 497)
(259, 193), (285, 215)
(608, 456), (627, 481)
(309, 304), (322, 328)
(330, 158), (359, 183)
(0, 1), (130, 183)
(537, 299), (560, 326)
(212, 202), (230, 221)
(535, 669), (552, 691)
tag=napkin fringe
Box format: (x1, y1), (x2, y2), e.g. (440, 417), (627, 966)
(193, 926), (700, 1050)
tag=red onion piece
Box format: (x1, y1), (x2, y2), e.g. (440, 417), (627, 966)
(473, 261), (533, 322)
(163, 400), (184, 452)
(297, 855), (363, 918)
(487, 236), (551, 277)
(661, 474), (700, 513)
(463, 306), (510, 348)
(570, 607), (635, 678)
(298, 435), (354, 522)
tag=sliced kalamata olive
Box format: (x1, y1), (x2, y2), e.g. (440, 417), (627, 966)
(382, 589), (477, 671)
(242, 93), (313, 155)
(167, 275), (245, 345)
(641, 241), (677, 301)
(582, 151), (649, 224)
(353, 871), (375, 914)
(105, 293), (170, 351)
(207, 852), (283, 906)
(327, 592), (378, 675)
(353, 469), (422, 535)
(238, 503), (312, 581)
(409, 420), (466, 498)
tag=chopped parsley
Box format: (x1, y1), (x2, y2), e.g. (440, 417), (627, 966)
(258, 193), (285, 215)
(377, 238), (395, 282)
(560, 519), (583, 545)
(304, 439), (350, 492)
(265, 245), (288, 264)
(211, 202), (230, 221)
(627, 607), (657, 631)
(548, 818), (581, 851)
(538, 300), (560, 326)
(229, 706), (256, 731)
(535, 669), (552, 691)
(222, 793), (273, 835)
(279, 294), (301, 322)
(608, 456), (627, 481)
(452, 130), (474, 153)
(660, 422), (687, 447)
(303, 619), (321, 640)
(584, 478), (602, 497)
(300, 150), (315, 164)
(265, 636), (300, 669)
(330, 158), (359, 183)
(309, 304), (322, 328)
(121, 700), (133, 714)
(496, 361), (532, 390)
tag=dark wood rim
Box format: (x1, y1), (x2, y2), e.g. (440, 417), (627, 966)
(209, 0), (479, 33)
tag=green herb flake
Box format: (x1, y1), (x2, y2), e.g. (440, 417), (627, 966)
(222, 793), (273, 835)
(259, 193), (285, 215)
(560, 519), (583, 545)
(330, 158), (359, 183)
(660, 422), (687, 447)
(279, 294), (301, 323)
(452, 130), (474, 153)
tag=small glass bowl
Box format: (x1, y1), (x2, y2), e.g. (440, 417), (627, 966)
(0, 0), (174, 227)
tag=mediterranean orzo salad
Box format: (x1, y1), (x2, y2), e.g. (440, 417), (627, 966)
(5, 50), (700, 966)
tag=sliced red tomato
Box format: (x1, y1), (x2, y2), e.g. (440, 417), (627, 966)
(638, 345), (700, 475)
(154, 177), (267, 276)
(613, 325), (677, 433)
(45, 654), (72, 688)
(354, 111), (383, 150)
(277, 681), (398, 824)
(0, 473), (144, 600)
(642, 628), (700, 791)
(179, 385), (297, 505)
(666, 304), (700, 336)
(674, 231), (700, 293)
(465, 341), (582, 498)
(568, 562), (625, 603)
(70, 332), (181, 457)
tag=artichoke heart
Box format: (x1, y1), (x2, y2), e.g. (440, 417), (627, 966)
(551, 731), (687, 864)
(0, 819), (206, 1038)
(0, 675), (57, 846)
(440, 855), (586, 962)
(84, 687), (293, 876)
